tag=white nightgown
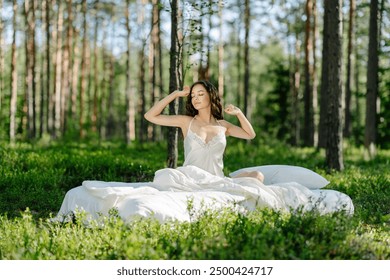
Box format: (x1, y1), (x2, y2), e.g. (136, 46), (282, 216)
(54, 119), (354, 222)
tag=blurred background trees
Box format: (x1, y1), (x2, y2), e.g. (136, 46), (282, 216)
(0, 0), (388, 169)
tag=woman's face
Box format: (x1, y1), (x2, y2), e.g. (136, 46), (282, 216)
(191, 84), (211, 111)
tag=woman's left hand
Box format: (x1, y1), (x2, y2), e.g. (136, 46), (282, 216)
(224, 104), (242, 116)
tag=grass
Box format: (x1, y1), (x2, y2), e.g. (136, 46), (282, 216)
(0, 139), (389, 260)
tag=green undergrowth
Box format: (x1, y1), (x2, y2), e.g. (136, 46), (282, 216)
(0, 140), (389, 259)
(0, 207), (388, 260)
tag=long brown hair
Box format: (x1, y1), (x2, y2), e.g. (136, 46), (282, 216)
(185, 80), (224, 120)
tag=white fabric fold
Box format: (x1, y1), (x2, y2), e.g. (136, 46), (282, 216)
(54, 165), (354, 223)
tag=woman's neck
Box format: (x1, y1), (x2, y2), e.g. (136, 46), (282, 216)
(196, 110), (214, 124)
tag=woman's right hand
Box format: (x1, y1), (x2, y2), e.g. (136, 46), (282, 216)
(145, 85), (191, 128)
(174, 86), (190, 97)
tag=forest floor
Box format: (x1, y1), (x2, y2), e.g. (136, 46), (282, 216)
(0, 139), (389, 259)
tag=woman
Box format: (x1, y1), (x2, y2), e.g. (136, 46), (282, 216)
(55, 80), (353, 223)
(144, 80), (263, 181)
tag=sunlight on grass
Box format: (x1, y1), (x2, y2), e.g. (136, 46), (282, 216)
(0, 141), (389, 259)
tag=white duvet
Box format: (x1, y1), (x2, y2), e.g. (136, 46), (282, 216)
(55, 165), (354, 223)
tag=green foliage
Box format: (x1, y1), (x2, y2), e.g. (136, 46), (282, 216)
(0, 207), (388, 260)
(259, 58), (291, 141)
(0, 141), (389, 259)
(0, 142), (164, 217)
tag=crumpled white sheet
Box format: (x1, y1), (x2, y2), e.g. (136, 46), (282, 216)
(54, 165), (354, 223)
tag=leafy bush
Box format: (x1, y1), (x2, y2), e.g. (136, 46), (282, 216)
(0, 141), (389, 259)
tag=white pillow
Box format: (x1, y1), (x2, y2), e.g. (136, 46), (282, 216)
(229, 165), (329, 189)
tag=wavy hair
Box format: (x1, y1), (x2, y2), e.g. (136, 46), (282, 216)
(185, 80), (224, 120)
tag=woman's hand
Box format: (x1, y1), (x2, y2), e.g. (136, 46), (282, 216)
(224, 104), (242, 116)
(145, 85), (190, 127)
(222, 104), (256, 139)
(174, 86), (190, 97)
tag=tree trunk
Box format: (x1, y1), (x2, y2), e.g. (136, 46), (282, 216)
(198, 7), (206, 80)
(54, 1), (63, 139)
(106, 53), (115, 139)
(236, 0), (243, 109)
(125, 0), (136, 143)
(9, 0), (18, 143)
(39, 0), (47, 137)
(71, 27), (80, 123)
(137, 2), (147, 141)
(205, 0), (213, 81)
(0, 0), (3, 125)
(47, 0), (54, 136)
(324, 0), (344, 171)
(218, 0), (224, 102)
(303, 0), (314, 146)
(312, 0), (319, 147)
(344, 0), (355, 138)
(318, 0), (330, 149)
(156, 0), (164, 142)
(148, 0), (161, 141)
(61, 0), (74, 135)
(292, 32), (301, 146)
(24, 0), (37, 140)
(177, 4), (185, 114)
(156, 0), (164, 140)
(137, 47), (147, 142)
(354, 34), (361, 141)
(167, 0), (180, 168)
(243, 0), (250, 117)
(79, 0), (88, 139)
(100, 20), (110, 141)
(364, 0), (379, 159)
(91, 5), (99, 134)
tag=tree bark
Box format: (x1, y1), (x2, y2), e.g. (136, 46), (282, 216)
(324, 0), (344, 171)
(167, 0), (180, 168)
(236, 0), (243, 109)
(125, 0), (136, 143)
(303, 0), (314, 146)
(243, 0), (250, 117)
(364, 0), (379, 159)
(292, 32), (301, 146)
(344, 0), (355, 138)
(61, 0), (74, 135)
(138, 46), (147, 141)
(9, 0), (18, 143)
(157, 1), (164, 141)
(79, 0), (88, 139)
(106, 53), (115, 139)
(318, 0), (330, 149)
(137, 3), (147, 141)
(0, 0), (3, 124)
(312, 0), (319, 146)
(24, 0), (37, 140)
(48, 0), (55, 136)
(91, 2), (100, 134)
(71, 9), (80, 124)
(54, 1), (63, 139)
(218, 0), (224, 102)
(39, 0), (47, 137)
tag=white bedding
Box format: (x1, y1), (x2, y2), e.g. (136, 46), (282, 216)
(55, 165), (354, 223)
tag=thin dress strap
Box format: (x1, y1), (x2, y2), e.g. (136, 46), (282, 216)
(187, 117), (195, 134)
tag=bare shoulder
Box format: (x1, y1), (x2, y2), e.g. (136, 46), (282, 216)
(218, 119), (234, 129)
(217, 119), (234, 135)
(180, 115), (194, 125)
(180, 115), (195, 137)
(168, 114), (193, 128)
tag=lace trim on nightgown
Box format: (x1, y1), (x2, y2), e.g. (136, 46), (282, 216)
(186, 129), (225, 147)
(186, 117), (226, 147)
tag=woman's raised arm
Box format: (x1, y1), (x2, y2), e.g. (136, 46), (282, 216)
(223, 104), (256, 140)
(144, 86), (190, 128)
